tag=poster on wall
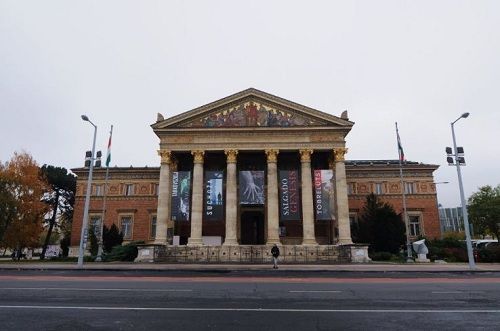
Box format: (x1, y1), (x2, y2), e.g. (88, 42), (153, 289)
(313, 169), (336, 221)
(279, 170), (301, 220)
(239, 171), (265, 205)
(204, 171), (224, 221)
(171, 171), (191, 221)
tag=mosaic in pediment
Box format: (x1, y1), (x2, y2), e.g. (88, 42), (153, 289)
(180, 101), (327, 128)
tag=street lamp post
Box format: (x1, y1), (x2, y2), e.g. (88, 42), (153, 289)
(78, 115), (97, 268)
(451, 112), (476, 270)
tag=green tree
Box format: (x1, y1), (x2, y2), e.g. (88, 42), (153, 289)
(40, 165), (76, 260)
(103, 223), (123, 253)
(353, 193), (406, 254)
(468, 185), (500, 240)
(0, 152), (49, 253)
(88, 224), (99, 257)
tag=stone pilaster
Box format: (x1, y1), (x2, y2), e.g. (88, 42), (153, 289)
(155, 150), (171, 245)
(334, 147), (353, 244)
(265, 149), (280, 244)
(187, 150), (204, 246)
(300, 149), (317, 245)
(223, 149), (238, 245)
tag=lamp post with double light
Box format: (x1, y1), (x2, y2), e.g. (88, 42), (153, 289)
(447, 112), (475, 270)
(78, 115), (97, 268)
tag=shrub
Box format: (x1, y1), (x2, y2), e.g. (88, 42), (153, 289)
(477, 247), (500, 262)
(88, 227), (99, 257)
(103, 224), (123, 253)
(104, 241), (144, 262)
(426, 237), (467, 262)
(370, 251), (393, 261)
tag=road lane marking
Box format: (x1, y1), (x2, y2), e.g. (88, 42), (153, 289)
(0, 287), (192, 292)
(0, 305), (499, 313)
(432, 291), (463, 294)
(2, 276), (500, 284)
(289, 290), (342, 293)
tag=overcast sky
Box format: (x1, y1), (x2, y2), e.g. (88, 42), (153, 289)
(1, 1), (499, 207)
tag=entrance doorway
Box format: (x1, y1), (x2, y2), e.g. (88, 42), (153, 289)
(240, 211), (265, 245)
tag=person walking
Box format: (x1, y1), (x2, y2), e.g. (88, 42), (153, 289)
(271, 244), (280, 269)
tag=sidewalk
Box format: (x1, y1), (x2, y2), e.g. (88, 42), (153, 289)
(1, 262), (500, 273)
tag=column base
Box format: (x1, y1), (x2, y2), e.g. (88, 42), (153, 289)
(338, 237), (353, 245)
(153, 238), (167, 245)
(187, 238), (203, 246)
(302, 238), (318, 245)
(222, 238), (239, 246)
(266, 238), (281, 245)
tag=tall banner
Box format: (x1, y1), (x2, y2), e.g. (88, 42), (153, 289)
(239, 171), (265, 205)
(279, 170), (301, 220)
(171, 171), (191, 221)
(204, 171), (224, 221)
(313, 170), (336, 221)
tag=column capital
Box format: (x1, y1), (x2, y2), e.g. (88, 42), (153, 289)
(224, 149), (239, 163)
(191, 150), (205, 164)
(299, 149), (313, 162)
(333, 147), (348, 162)
(265, 149), (279, 163)
(158, 149), (172, 165)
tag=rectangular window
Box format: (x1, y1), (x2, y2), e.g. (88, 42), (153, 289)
(89, 215), (102, 236)
(153, 183), (159, 196)
(95, 184), (103, 196)
(409, 215), (421, 237)
(404, 182), (415, 194)
(347, 183), (355, 195)
(375, 183), (383, 195)
(124, 184), (134, 196)
(150, 216), (157, 239)
(120, 216), (133, 240)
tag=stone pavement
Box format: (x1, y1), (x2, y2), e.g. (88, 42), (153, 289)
(1, 262), (500, 272)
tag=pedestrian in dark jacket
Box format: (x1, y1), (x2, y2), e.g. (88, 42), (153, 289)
(271, 244), (280, 269)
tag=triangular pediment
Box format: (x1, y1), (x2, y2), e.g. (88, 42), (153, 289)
(152, 88), (354, 130)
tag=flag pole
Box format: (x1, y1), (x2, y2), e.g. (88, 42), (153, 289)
(96, 125), (113, 262)
(396, 122), (413, 263)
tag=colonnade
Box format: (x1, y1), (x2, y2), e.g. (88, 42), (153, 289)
(155, 148), (352, 246)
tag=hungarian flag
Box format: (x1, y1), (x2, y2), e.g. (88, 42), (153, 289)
(396, 122), (405, 162)
(105, 125), (113, 167)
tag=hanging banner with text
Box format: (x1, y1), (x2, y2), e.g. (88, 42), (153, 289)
(313, 169), (336, 221)
(279, 170), (301, 220)
(239, 171), (265, 205)
(171, 171), (191, 221)
(204, 171), (224, 221)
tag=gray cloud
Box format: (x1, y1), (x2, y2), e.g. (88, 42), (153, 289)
(1, 0), (499, 207)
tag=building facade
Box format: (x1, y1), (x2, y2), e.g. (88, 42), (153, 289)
(70, 89), (440, 262)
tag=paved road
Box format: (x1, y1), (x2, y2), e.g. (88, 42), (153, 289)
(1, 271), (499, 330)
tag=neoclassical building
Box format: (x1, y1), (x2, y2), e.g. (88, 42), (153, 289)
(70, 89), (440, 262)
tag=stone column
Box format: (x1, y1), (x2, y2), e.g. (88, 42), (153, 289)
(187, 150), (204, 246)
(155, 150), (171, 245)
(223, 149), (238, 245)
(300, 149), (317, 245)
(334, 147), (353, 244)
(265, 149), (280, 245)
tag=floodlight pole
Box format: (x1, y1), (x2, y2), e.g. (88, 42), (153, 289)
(451, 113), (475, 270)
(78, 115), (97, 268)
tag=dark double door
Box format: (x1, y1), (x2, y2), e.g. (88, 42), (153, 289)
(240, 210), (265, 245)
